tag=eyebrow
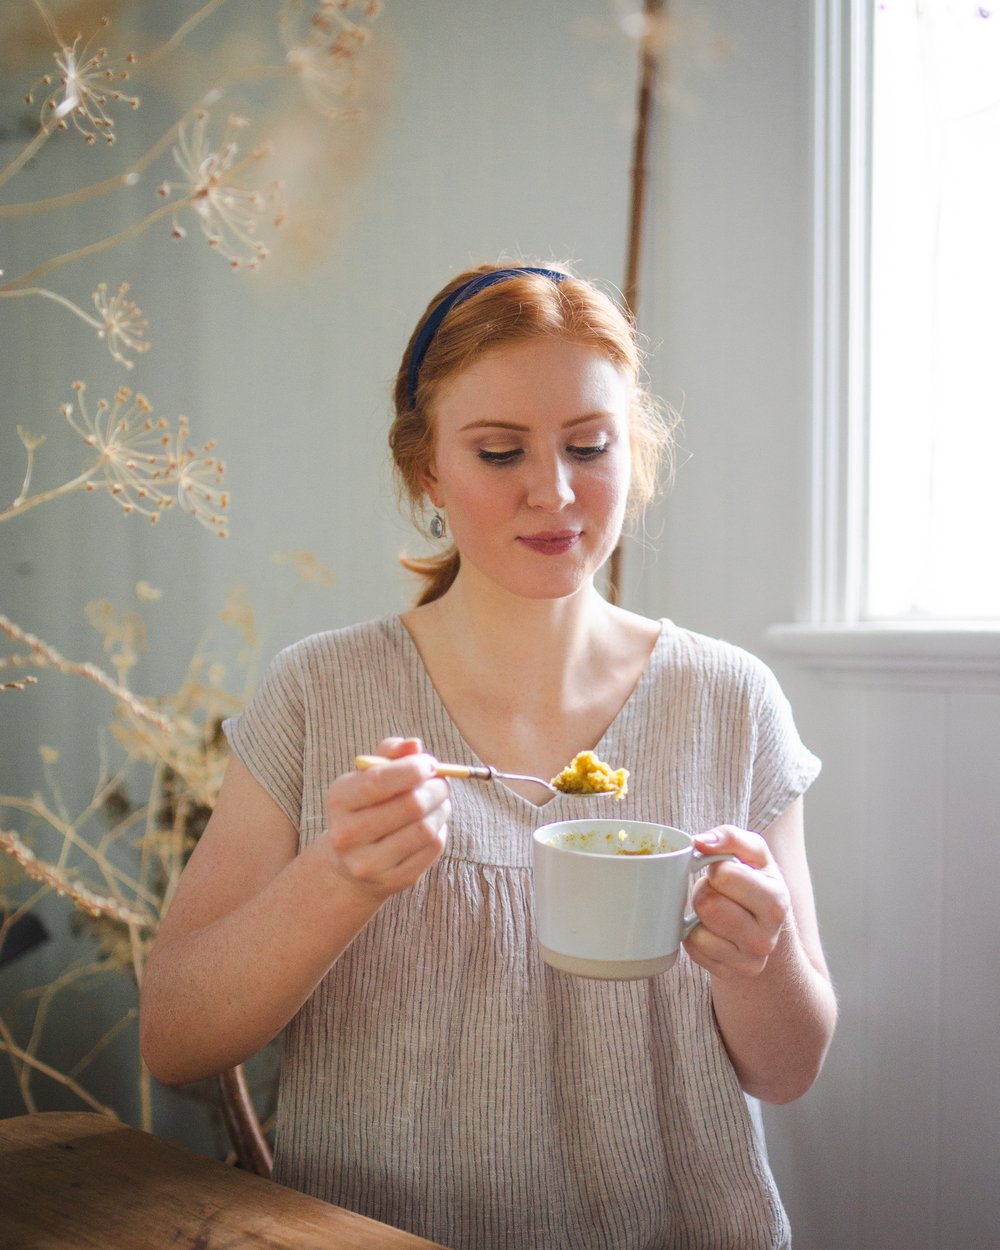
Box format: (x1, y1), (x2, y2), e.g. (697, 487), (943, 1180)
(457, 413), (614, 434)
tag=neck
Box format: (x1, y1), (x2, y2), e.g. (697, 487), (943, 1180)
(418, 568), (615, 675)
(400, 565), (660, 777)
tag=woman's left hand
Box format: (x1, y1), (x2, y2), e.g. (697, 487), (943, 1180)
(682, 825), (792, 980)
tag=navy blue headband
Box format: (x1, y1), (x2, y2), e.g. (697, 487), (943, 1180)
(405, 266), (569, 409)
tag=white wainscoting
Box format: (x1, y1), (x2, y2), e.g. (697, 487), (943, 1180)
(761, 632), (1000, 1250)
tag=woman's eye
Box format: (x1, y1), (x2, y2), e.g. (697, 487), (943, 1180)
(478, 448), (523, 465)
(568, 443), (608, 461)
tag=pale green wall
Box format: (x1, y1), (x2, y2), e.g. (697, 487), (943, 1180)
(0, 0), (647, 1156)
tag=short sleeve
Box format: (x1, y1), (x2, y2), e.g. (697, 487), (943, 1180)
(747, 660), (821, 832)
(223, 643), (306, 827)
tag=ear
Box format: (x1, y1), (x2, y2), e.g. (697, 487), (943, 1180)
(420, 460), (442, 508)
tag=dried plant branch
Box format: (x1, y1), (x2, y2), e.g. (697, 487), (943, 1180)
(0, 13), (139, 193)
(0, 1016), (118, 1117)
(140, 0), (234, 70)
(2, 384), (229, 535)
(0, 830), (155, 930)
(1, 796), (159, 909)
(0, 0), (375, 1148)
(1, 675), (40, 693)
(0, 572), (321, 1134)
(0, 284), (149, 368)
(0, 614), (170, 730)
(0, 113), (188, 220)
(68, 1007), (138, 1080)
(0, 198), (181, 292)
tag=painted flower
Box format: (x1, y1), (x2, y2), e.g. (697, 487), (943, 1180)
(62, 383), (228, 535)
(92, 282), (150, 369)
(24, 17), (139, 145)
(170, 417), (230, 538)
(278, 0), (381, 118)
(64, 382), (174, 521)
(158, 111), (282, 269)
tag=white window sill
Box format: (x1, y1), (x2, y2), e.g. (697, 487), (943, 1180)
(764, 622), (1000, 686)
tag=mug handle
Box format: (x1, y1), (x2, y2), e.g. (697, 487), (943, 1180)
(681, 852), (739, 939)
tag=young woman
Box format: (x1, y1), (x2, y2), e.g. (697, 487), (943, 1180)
(140, 263), (836, 1249)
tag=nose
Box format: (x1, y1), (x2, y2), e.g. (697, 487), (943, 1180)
(525, 452), (575, 511)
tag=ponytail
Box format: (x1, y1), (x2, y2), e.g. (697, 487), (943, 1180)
(398, 548), (461, 606)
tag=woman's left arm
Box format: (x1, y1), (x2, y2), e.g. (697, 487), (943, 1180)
(683, 796), (838, 1104)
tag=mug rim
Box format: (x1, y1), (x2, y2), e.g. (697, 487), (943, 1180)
(533, 818), (692, 860)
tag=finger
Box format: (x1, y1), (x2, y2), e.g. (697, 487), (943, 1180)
(690, 873), (786, 960)
(330, 774), (451, 853)
(698, 856), (785, 907)
(334, 752), (440, 816)
(694, 824), (772, 870)
(692, 825), (787, 925)
(684, 922), (766, 980)
(343, 802), (451, 888)
(373, 736), (424, 759)
(334, 797), (451, 894)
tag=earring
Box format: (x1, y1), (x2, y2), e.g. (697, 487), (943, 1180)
(429, 511), (447, 540)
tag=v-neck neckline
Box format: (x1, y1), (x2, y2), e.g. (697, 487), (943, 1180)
(390, 614), (667, 813)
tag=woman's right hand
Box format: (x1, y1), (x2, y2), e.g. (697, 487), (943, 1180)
(322, 737), (451, 902)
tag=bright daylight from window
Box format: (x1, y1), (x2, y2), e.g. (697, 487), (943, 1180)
(866, 0), (1000, 620)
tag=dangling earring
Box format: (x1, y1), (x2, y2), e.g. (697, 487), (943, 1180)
(429, 511), (447, 540)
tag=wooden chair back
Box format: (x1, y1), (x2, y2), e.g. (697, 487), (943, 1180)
(217, 1064), (272, 1177)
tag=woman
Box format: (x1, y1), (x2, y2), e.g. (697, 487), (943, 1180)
(140, 263), (837, 1249)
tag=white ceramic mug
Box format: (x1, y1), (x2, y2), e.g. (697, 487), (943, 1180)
(532, 818), (737, 980)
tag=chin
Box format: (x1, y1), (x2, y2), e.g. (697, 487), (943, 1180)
(507, 570), (598, 602)
(459, 543), (611, 601)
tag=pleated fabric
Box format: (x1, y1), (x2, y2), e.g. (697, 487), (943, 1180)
(224, 616), (820, 1249)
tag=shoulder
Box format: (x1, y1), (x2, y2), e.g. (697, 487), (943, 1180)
(657, 619), (776, 687)
(271, 615), (405, 674)
(245, 617), (407, 720)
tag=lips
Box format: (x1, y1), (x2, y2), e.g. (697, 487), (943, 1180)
(517, 530), (582, 555)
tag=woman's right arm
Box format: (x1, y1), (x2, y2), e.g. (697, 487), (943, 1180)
(139, 739), (450, 1086)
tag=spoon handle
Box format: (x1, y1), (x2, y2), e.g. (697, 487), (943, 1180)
(354, 755), (493, 783)
(431, 762), (494, 781)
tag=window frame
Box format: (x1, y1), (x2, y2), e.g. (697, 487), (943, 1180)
(810, 0), (871, 628)
(765, 0), (1000, 682)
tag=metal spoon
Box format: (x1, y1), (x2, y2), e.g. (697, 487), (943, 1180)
(354, 755), (616, 798)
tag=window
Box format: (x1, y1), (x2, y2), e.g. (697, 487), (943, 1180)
(813, 0), (1000, 625)
(867, 0), (1000, 620)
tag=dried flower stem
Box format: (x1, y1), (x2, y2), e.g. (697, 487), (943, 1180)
(141, 0), (234, 69)
(0, 614), (171, 731)
(0, 884), (49, 952)
(1, 802), (159, 911)
(0, 1016), (118, 1117)
(30, 0), (62, 44)
(11, 424), (46, 507)
(0, 128), (51, 191)
(0, 468), (96, 521)
(1, 144), (170, 222)
(1, 675), (39, 692)
(3, 285), (103, 330)
(67, 1007), (138, 1080)
(0, 199), (179, 293)
(2, 283), (151, 369)
(0, 107), (195, 220)
(0, 830), (154, 930)
(0, 1), (65, 188)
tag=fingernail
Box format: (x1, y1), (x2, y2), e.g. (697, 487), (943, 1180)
(697, 831), (720, 846)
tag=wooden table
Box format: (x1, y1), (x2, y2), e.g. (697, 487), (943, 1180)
(0, 1111), (448, 1248)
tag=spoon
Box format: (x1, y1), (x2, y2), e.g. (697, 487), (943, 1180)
(354, 755), (615, 798)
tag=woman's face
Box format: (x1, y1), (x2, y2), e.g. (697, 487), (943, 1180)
(423, 336), (633, 601)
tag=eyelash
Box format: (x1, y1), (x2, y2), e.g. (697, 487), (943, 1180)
(477, 444), (608, 466)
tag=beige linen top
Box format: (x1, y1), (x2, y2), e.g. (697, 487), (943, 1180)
(224, 615), (820, 1250)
